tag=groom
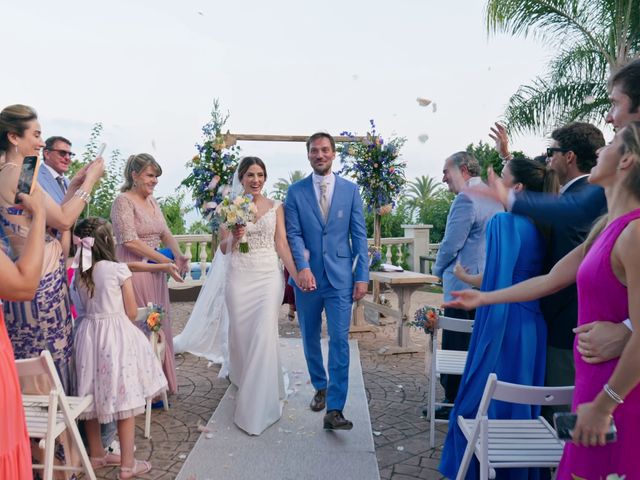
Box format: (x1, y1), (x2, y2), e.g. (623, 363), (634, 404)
(285, 132), (369, 430)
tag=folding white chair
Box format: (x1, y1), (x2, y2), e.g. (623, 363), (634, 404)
(428, 315), (474, 447)
(136, 307), (169, 439)
(15, 350), (96, 480)
(456, 373), (574, 480)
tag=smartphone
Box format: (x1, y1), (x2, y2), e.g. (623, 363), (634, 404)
(553, 412), (617, 443)
(15, 155), (40, 204)
(95, 143), (106, 158)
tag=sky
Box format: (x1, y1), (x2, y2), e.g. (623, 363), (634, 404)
(2, 0), (606, 225)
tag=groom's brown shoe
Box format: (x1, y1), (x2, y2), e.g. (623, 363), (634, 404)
(310, 389), (326, 412)
(323, 410), (353, 430)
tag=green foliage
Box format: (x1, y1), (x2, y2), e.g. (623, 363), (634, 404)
(486, 0), (640, 133)
(465, 141), (527, 179)
(271, 170), (306, 201)
(67, 122), (124, 220)
(157, 191), (190, 235)
(364, 203), (410, 238)
(412, 189), (455, 243)
(404, 175), (444, 221)
(187, 220), (212, 234)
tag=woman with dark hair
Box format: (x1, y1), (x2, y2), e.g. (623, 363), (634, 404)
(175, 156), (299, 435)
(440, 157), (559, 479)
(110, 153), (189, 395)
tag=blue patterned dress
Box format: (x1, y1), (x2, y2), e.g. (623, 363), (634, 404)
(0, 204), (75, 395)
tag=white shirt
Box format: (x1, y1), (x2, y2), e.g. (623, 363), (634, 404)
(559, 174), (589, 195)
(312, 172), (335, 211)
(43, 162), (67, 184)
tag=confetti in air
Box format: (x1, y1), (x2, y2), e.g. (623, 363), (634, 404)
(584, 95), (596, 105)
(416, 97), (432, 107)
(418, 134), (429, 143)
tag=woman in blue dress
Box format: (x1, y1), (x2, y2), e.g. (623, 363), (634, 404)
(440, 158), (558, 480)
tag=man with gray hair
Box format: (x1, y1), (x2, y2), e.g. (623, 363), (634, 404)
(427, 152), (502, 419)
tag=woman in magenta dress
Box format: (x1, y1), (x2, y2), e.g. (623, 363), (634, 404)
(446, 122), (640, 479)
(111, 154), (189, 395)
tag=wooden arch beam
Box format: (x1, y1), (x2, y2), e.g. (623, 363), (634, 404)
(223, 131), (366, 147)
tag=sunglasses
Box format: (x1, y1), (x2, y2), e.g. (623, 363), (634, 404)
(546, 147), (570, 157)
(46, 148), (76, 158)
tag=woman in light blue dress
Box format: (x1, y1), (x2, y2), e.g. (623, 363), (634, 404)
(440, 158), (558, 480)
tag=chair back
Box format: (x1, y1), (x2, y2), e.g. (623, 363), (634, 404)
(136, 306), (148, 323)
(477, 373), (574, 418)
(437, 315), (474, 333)
(14, 350), (64, 394)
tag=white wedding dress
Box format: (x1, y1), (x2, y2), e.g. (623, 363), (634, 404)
(174, 201), (286, 435)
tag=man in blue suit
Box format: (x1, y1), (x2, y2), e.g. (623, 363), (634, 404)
(430, 152), (502, 418)
(38, 136), (73, 203)
(285, 132), (369, 430)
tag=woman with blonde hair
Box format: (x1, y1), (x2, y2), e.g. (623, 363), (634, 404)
(110, 153), (188, 395)
(445, 122), (640, 478)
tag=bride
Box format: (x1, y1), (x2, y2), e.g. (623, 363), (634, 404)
(174, 156), (299, 435)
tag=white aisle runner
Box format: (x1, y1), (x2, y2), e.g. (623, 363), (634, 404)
(176, 338), (380, 480)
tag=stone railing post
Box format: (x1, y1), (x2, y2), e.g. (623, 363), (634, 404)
(401, 224), (432, 272)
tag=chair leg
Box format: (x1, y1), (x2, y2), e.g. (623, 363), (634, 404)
(145, 398), (152, 438)
(162, 390), (169, 411)
(429, 374), (436, 448)
(65, 415), (97, 480)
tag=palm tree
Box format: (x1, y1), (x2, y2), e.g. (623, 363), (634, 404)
(486, 0), (640, 134)
(271, 170), (306, 200)
(404, 175), (443, 221)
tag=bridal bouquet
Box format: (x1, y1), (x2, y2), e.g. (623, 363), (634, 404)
(409, 305), (442, 335)
(215, 193), (257, 253)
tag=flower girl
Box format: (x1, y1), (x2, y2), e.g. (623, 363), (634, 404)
(72, 217), (167, 479)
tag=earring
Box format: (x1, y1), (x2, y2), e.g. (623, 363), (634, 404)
(15, 145), (18, 154)
(133, 181), (138, 188)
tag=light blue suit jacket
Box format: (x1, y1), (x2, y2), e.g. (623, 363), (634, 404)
(38, 163), (68, 204)
(433, 179), (502, 302)
(285, 174), (369, 290)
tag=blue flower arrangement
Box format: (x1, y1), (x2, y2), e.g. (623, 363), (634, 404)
(181, 99), (241, 232)
(337, 119), (407, 213)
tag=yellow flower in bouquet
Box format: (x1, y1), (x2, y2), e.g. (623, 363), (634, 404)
(215, 193), (258, 253)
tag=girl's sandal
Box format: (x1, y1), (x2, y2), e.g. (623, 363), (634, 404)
(117, 459), (152, 479)
(90, 452), (121, 469)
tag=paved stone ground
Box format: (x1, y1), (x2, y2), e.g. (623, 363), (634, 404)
(93, 287), (447, 480)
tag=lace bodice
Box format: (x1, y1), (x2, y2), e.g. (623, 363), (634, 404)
(230, 202), (281, 271)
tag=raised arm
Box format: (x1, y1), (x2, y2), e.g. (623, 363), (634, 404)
(445, 244), (584, 310)
(0, 187), (46, 300)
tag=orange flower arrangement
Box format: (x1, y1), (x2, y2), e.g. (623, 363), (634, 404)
(409, 305), (443, 334)
(145, 303), (164, 333)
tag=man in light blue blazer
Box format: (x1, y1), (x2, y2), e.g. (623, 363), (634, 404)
(38, 136), (72, 203)
(285, 132), (369, 430)
(430, 151), (501, 418)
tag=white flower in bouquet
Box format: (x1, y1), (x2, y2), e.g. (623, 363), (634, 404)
(215, 193), (258, 253)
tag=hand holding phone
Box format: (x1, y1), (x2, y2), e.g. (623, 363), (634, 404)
(553, 412), (617, 443)
(95, 143), (106, 158)
(15, 155), (40, 204)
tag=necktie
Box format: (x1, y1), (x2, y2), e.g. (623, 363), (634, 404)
(56, 176), (67, 195)
(319, 180), (329, 222)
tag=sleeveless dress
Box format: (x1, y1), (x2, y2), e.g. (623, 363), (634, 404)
(440, 213), (548, 480)
(226, 202), (286, 435)
(0, 306), (32, 479)
(556, 209), (640, 479)
(111, 193), (178, 394)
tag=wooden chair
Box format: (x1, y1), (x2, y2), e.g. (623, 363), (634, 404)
(428, 315), (474, 447)
(456, 373), (574, 480)
(136, 307), (169, 439)
(15, 350), (96, 480)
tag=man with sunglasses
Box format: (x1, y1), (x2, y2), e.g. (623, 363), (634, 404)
(38, 136), (75, 203)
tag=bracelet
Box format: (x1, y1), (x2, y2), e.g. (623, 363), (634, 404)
(74, 188), (91, 203)
(498, 153), (513, 161)
(603, 383), (624, 404)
